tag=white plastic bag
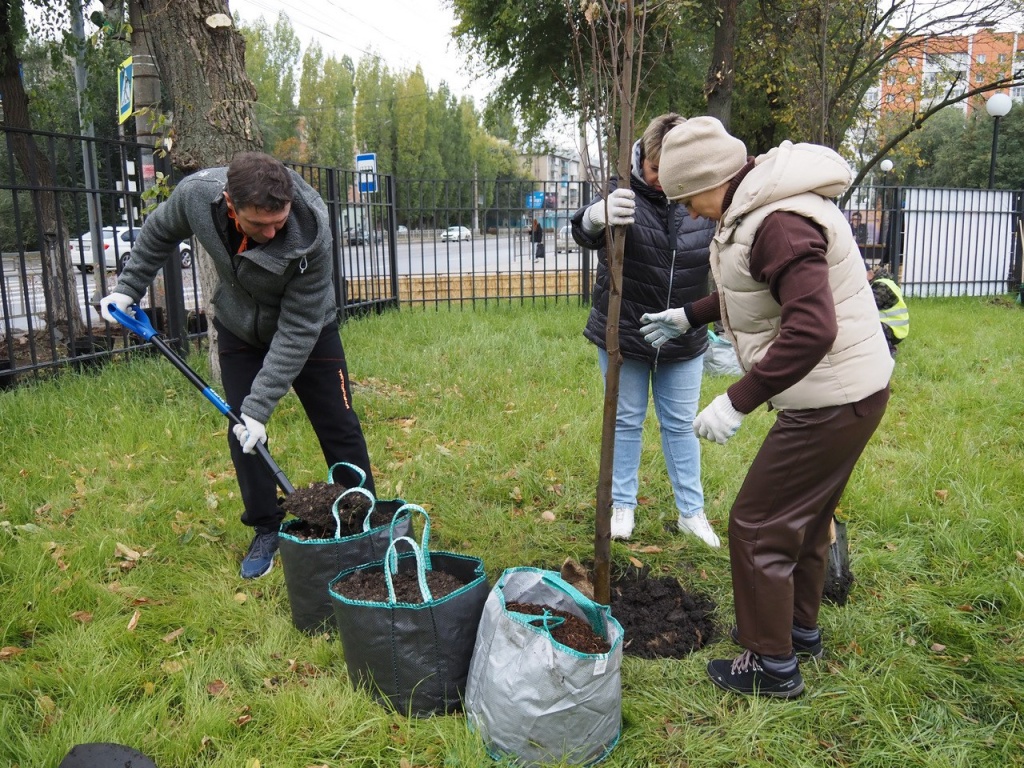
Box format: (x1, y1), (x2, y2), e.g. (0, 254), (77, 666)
(465, 567), (623, 767)
(703, 329), (743, 376)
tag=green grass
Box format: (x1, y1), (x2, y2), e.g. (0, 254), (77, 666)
(1, 297), (1023, 767)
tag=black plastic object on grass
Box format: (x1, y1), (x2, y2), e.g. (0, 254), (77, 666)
(59, 742), (158, 767)
(109, 304), (294, 495)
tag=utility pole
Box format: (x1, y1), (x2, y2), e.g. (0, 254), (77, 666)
(69, 0), (103, 267)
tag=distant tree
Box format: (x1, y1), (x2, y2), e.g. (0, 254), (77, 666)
(354, 54), (397, 174)
(237, 12), (300, 158)
(298, 44), (355, 168)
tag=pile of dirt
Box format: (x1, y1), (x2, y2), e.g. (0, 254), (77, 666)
(505, 601), (611, 655)
(281, 482), (376, 539)
(331, 567), (466, 604)
(609, 567), (718, 659)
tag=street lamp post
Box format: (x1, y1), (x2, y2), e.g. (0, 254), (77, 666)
(986, 93), (1012, 189)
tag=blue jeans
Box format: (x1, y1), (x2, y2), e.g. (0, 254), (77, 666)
(598, 348), (704, 517)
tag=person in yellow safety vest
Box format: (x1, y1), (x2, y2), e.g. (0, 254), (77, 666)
(869, 274), (909, 357)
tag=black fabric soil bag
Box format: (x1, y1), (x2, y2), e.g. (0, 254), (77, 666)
(328, 505), (489, 716)
(823, 516), (853, 606)
(278, 466), (410, 634)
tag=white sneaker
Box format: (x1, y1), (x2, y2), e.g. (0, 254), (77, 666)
(610, 507), (635, 540)
(677, 512), (721, 548)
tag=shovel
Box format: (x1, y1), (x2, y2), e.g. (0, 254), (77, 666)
(109, 304), (295, 495)
(822, 515), (853, 606)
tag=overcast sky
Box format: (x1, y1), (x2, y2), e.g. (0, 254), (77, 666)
(227, 0), (497, 105)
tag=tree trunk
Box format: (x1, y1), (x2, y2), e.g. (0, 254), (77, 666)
(0, 3), (85, 343)
(139, 0), (263, 379)
(704, 0), (738, 128)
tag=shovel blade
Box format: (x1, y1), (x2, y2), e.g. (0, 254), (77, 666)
(822, 518), (853, 606)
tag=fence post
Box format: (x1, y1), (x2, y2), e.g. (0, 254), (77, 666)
(1012, 191), (1024, 298)
(386, 173), (400, 310)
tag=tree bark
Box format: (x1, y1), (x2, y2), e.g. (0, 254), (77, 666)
(139, 0), (263, 378)
(704, 0), (738, 128)
(0, 0), (85, 342)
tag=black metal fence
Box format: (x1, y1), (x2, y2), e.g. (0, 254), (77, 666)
(3, 125), (1023, 388)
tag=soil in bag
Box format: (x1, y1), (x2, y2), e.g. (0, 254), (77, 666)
(332, 568), (468, 602)
(281, 482), (383, 539)
(505, 601), (611, 655)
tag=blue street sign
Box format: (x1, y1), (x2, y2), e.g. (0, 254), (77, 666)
(117, 56), (133, 125)
(356, 152), (377, 193)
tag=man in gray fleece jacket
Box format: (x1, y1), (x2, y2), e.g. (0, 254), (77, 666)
(100, 152), (375, 579)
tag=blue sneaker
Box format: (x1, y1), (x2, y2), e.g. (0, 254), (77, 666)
(241, 531), (278, 579)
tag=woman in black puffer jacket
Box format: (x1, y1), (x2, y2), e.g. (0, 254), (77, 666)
(571, 113), (718, 546)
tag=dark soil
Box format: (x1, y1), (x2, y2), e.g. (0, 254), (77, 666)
(506, 601), (611, 655)
(609, 567), (718, 659)
(331, 567), (466, 603)
(281, 481), (375, 539)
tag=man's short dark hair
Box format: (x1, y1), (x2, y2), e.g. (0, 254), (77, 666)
(226, 152), (294, 211)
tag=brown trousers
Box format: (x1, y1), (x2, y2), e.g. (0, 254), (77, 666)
(730, 386), (889, 657)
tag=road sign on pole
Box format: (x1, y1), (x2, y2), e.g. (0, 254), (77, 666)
(117, 56), (133, 125)
(356, 153), (377, 194)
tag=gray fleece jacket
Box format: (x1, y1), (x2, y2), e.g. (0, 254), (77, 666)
(114, 167), (336, 424)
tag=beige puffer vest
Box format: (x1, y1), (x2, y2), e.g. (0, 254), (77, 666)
(712, 191), (893, 410)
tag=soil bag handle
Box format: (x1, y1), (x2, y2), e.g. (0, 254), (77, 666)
(388, 503), (432, 571)
(540, 572), (607, 638)
(511, 608), (566, 636)
(330, 486), (376, 539)
(109, 304), (295, 495)
(327, 461), (367, 488)
(383, 535), (433, 604)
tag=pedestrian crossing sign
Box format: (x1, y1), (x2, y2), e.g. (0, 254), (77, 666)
(118, 57), (133, 125)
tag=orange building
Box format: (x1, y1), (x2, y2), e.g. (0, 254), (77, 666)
(879, 28), (1021, 116)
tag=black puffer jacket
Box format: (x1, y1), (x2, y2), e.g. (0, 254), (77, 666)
(572, 176), (714, 363)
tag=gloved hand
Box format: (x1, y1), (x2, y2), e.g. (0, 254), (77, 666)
(99, 292), (135, 324)
(584, 188), (636, 233)
(232, 414), (267, 454)
(693, 394), (744, 444)
(640, 308), (691, 348)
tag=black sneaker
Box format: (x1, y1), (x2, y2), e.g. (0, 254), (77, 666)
(240, 530), (278, 579)
(707, 650), (804, 698)
(729, 625), (824, 660)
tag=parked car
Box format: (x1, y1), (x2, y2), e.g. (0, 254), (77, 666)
(69, 225), (192, 272)
(346, 226), (382, 246)
(397, 225), (409, 235)
(555, 224), (579, 253)
(440, 225), (472, 242)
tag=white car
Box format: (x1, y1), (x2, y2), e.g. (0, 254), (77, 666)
(70, 226), (192, 272)
(440, 225), (472, 242)
(556, 224), (579, 253)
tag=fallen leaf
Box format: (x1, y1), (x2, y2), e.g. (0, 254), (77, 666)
(636, 545), (663, 554)
(70, 611), (93, 623)
(934, 489), (949, 502)
(161, 660), (184, 674)
(906, 637), (917, 646)
(400, 759), (412, 768)
(162, 628), (185, 643)
(1015, 551), (1024, 565)
(930, 643), (947, 653)
(245, 760), (260, 768)
(957, 604), (974, 612)
(115, 542), (142, 561)
(540, 510), (556, 522)
(509, 486), (523, 502)
(143, 681), (156, 695)
(234, 593), (248, 604)
(206, 679), (228, 696)
(127, 610), (141, 632)
(628, 556), (644, 568)
(236, 714), (252, 726)
(1, 646), (25, 660)
(36, 694), (56, 713)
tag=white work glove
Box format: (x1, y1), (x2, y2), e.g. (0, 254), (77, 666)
(583, 188), (636, 233)
(640, 308), (691, 348)
(693, 394), (744, 444)
(233, 414), (267, 454)
(99, 292), (135, 324)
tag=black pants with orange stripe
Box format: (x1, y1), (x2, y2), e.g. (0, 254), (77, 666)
(216, 318), (375, 533)
(730, 386), (889, 658)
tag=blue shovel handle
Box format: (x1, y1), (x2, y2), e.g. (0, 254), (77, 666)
(108, 303), (295, 495)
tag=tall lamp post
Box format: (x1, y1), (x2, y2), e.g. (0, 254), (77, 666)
(986, 93), (1012, 189)
(879, 160), (894, 274)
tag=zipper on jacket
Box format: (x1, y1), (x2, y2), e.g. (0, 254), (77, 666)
(654, 204), (681, 372)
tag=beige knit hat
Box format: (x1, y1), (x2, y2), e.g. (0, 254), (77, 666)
(658, 116), (748, 201)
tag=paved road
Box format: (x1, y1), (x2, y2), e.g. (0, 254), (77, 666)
(1, 234), (592, 332)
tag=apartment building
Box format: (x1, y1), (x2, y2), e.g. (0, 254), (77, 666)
(879, 28), (1022, 115)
